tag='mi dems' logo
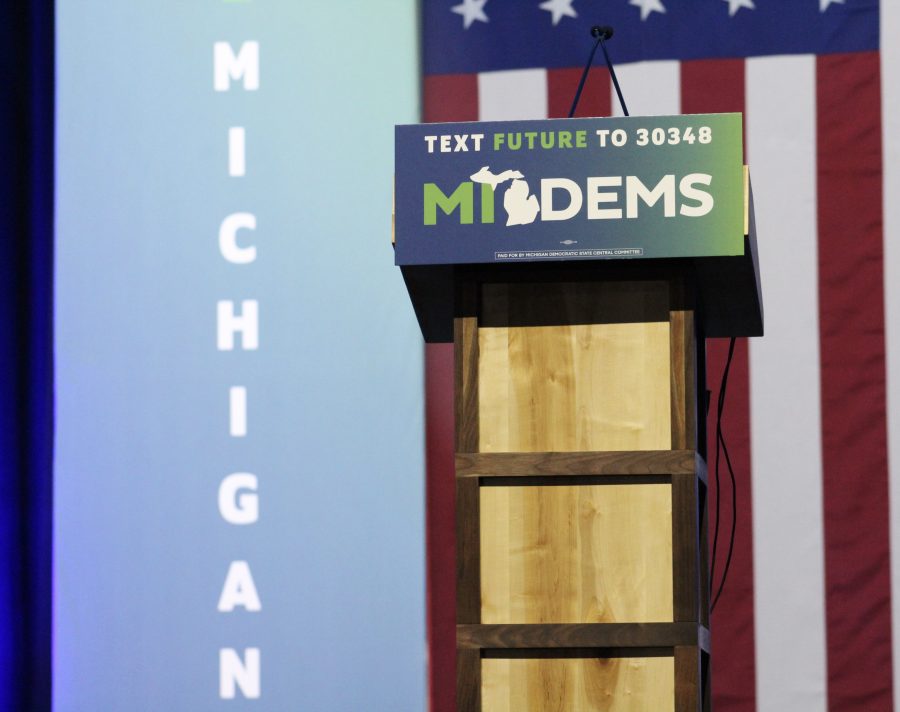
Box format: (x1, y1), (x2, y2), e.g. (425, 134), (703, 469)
(423, 167), (714, 227)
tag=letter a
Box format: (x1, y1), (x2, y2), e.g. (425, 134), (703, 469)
(218, 560), (262, 612)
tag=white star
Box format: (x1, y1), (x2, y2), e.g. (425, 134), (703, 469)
(451, 0), (489, 29)
(724, 0), (755, 17)
(629, 0), (666, 21)
(539, 0), (578, 25)
(820, 0), (845, 11)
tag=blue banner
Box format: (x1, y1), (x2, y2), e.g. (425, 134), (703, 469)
(55, 2), (424, 710)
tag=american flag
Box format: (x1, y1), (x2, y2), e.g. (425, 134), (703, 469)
(420, 0), (899, 709)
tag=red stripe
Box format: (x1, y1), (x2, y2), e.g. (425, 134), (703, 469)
(681, 58), (757, 712)
(424, 344), (456, 712)
(816, 50), (893, 710)
(423, 74), (478, 123)
(423, 75), (478, 712)
(547, 66), (611, 118)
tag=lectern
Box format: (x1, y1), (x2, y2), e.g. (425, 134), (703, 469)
(395, 113), (762, 711)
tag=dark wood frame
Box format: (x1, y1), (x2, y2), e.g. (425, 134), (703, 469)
(453, 277), (711, 712)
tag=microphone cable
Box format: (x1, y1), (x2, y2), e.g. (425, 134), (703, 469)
(567, 23), (739, 615)
(710, 336), (737, 613)
(569, 25), (629, 118)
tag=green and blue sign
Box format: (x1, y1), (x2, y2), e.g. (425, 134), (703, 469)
(395, 113), (744, 265)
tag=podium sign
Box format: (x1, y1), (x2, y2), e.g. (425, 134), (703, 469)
(394, 113), (744, 266)
(394, 112), (765, 712)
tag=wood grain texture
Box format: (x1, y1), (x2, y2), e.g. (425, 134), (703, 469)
(457, 648), (481, 712)
(672, 473), (700, 623)
(482, 656), (675, 712)
(458, 622), (705, 649)
(669, 309), (697, 451)
(455, 278), (710, 710)
(674, 646), (700, 712)
(478, 283), (671, 453)
(456, 450), (697, 477)
(457, 477), (481, 625)
(480, 484), (673, 624)
(454, 314), (479, 453)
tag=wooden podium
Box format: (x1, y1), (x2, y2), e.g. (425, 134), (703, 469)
(395, 114), (762, 711)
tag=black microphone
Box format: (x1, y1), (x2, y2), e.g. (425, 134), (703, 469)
(569, 25), (629, 118)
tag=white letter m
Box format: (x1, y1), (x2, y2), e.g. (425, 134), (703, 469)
(214, 41), (259, 91)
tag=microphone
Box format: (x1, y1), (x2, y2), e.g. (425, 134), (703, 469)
(591, 25), (614, 40)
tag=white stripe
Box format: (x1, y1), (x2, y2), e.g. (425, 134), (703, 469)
(882, 3), (900, 707)
(612, 61), (680, 117)
(477, 69), (548, 120)
(746, 55), (827, 712)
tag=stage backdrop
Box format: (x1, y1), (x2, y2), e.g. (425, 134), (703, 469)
(54, 2), (424, 710)
(421, 1), (900, 711)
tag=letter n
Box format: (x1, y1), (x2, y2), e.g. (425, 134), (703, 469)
(219, 648), (260, 699)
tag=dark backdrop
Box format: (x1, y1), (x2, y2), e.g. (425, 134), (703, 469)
(0, 1), (54, 710)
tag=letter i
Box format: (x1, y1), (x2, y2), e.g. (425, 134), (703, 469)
(481, 183), (494, 224)
(230, 386), (247, 437)
(229, 127), (246, 177)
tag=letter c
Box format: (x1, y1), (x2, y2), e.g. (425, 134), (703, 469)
(219, 213), (257, 264)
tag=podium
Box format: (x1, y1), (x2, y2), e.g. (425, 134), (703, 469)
(395, 114), (762, 711)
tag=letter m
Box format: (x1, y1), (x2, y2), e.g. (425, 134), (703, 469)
(626, 175), (676, 218)
(423, 182), (474, 225)
(214, 41), (259, 91)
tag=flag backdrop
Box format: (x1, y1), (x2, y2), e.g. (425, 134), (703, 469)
(421, 1), (900, 710)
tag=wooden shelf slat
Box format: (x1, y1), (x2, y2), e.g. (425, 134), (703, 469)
(458, 623), (710, 651)
(456, 450), (704, 479)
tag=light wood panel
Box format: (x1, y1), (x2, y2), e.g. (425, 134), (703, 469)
(482, 656), (675, 712)
(462, 279), (701, 710)
(481, 484), (673, 624)
(478, 283), (671, 453)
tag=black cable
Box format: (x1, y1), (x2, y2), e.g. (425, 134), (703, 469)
(710, 337), (737, 614)
(709, 337), (732, 586)
(569, 26), (628, 118)
(598, 32), (629, 117)
(565, 22), (736, 610)
(712, 418), (738, 612)
(568, 32), (603, 118)
(710, 378), (724, 588)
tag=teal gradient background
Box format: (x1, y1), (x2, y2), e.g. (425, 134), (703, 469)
(55, 2), (424, 710)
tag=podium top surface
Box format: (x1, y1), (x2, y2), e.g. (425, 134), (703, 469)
(393, 113), (763, 340)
